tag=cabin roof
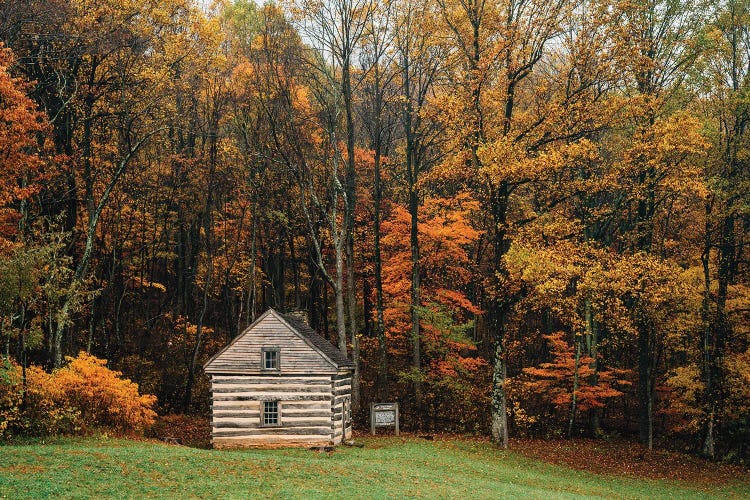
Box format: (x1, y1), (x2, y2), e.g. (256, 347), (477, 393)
(277, 312), (353, 368)
(203, 308), (353, 372)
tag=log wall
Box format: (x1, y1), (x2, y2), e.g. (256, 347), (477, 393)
(210, 374), (337, 448)
(331, 371), (352, 444)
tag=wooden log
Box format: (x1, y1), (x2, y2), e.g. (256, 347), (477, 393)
(213, 394), (331, 402)
(212, 376), (331, 384)
(280, 410), (331, 418)
(279, 401), (331, 410)
(212, 385), (331, 394)
(212, 426), (332, 437)
(212, 412), (262, 419)
(333, 378), (351, 388)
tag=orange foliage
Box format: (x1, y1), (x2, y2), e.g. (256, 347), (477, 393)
(53, 352), (157, 433)
(377, 194), (490, 429)
(381, 194), (481, 337)
(0, 44), (49, 250)
(0, 353), (156, 437)
(521, 332), (631, 414)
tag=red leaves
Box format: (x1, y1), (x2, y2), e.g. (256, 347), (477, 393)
(0, 44), (50, 249)
(520, 332), (630, 414)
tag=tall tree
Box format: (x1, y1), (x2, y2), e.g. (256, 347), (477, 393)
(698, 0), (750, 458)
(291, 0), (374, 409)
(613, 0), (704, 449)
(358, 0), (399, 397)
(393, 0), (445, 411)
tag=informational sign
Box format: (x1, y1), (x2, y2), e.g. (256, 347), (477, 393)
(370, 402), (399, 436)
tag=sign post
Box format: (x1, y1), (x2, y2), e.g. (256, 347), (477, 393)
(370, 402), (399, 436)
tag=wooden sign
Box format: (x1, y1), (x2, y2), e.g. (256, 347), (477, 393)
(370, 402), (399, 436)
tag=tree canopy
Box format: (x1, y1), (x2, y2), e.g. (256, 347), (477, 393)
(0, 0), (748, 460)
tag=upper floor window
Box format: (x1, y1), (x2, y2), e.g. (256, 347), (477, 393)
(262, 348), (279, 370)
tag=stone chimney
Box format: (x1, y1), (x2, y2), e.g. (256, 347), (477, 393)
(286, 309), (309, 325)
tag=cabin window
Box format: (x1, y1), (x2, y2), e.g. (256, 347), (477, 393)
(263, 401), (280, 426)
(262, 348), (280, 370)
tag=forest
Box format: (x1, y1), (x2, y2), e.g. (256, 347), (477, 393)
(0, 0), (748, 461)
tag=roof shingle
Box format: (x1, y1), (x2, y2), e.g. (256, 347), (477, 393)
(279, 312), (354, 369)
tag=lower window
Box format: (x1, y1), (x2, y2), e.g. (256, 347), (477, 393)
(263, 401), (279, 426)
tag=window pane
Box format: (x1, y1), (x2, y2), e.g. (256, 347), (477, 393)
(264, 401), (279, 425)
(264, 350), (278, 369)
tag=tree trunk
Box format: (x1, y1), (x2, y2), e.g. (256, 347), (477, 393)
(184, 105), (220, 412)
(335, 244), (348, 355)
(346, 242), (360, 410)
(409, 178), (422, 409)
(637, 321), (652, 449)
(585, 299), (601, 436)
(373, 148), (387, 398)
(701, 202), (715, 458)
(569, 333), (582, 438)
(491, 338), (508, 448)
(402, 48), (422, 410)
(489, 185), (510, 448)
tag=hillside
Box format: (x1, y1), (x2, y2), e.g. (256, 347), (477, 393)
(1, 437), (747, 499)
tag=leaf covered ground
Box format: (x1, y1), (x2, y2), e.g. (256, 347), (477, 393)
(0, 436), (748, 499)
(513, 437), (750, 486)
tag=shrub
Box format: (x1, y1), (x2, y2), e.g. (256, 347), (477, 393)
(0, 358), (22, 438)
(0, 352), (157, 438)
(54, 352), (157, 433)
(22, 364), (80, 436)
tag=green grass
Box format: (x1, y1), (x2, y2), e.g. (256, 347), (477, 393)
(0, 436), (746, 499)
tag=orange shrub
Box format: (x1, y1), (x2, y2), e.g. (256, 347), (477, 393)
(0, 358), (79, 437)
(54, 352), (157, 433)
(0, 358), (22, 438)
(1, 353), (156, 438)
(23, 364), (80, 435)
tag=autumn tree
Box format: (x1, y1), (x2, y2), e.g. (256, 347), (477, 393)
(356, 0), (399, 397)
(432, 0), (623, 447)
(0, 43), (53, 372)
(392, 0), (446, 411)
(380, 195), (485, 428)
(609, 0), (706, 449)
(694, 0), (750, 458)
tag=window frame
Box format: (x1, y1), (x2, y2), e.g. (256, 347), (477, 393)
(261, 400), (281, 427)
(261, 347), (280, 371)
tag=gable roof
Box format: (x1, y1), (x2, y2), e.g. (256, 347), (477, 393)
(277, 312), (353, 368)
(203, 308), (353, 372)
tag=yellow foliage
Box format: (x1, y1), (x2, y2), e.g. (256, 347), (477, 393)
(724, 350), (750, 420)
(0, 353), (157, 437)
(54, 352), (157, 433)
(664, 364), (705, 433)
(0, 358), (22, 437)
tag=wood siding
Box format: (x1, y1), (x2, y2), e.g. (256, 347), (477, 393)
(205, 309), (353, 448)
(210, 374), (336, 448)
(205, 313), (338, 375)
(331, 372), (352, 444)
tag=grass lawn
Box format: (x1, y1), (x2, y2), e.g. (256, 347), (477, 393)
(0, 436), (746, 499)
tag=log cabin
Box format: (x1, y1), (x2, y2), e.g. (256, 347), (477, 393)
(203, 308), (354, 448)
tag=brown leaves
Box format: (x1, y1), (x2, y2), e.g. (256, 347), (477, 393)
(514, 437), (750, 486)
